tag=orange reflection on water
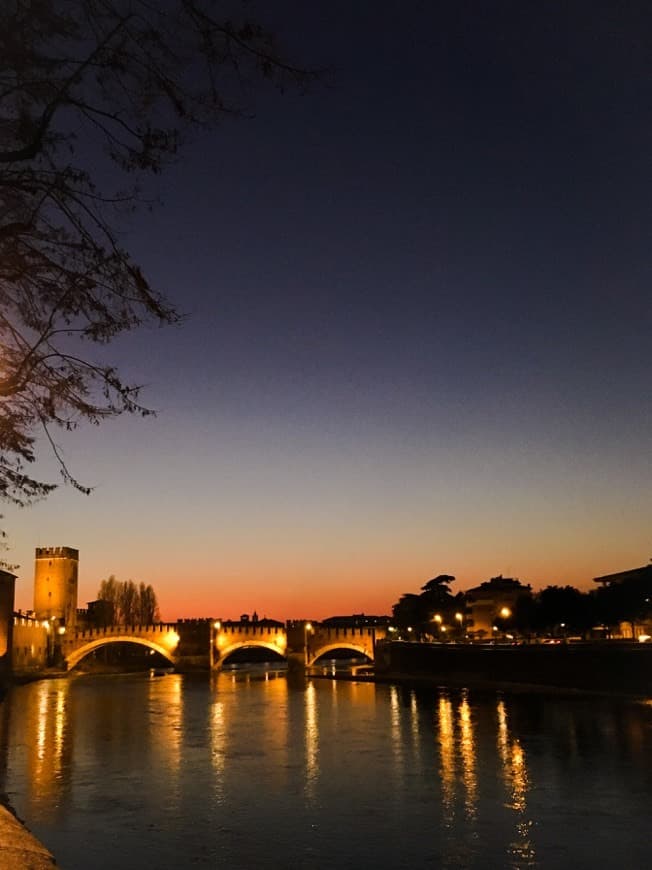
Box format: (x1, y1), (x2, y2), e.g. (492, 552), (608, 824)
(438, 693), (456, 827)
(148, 674), (182, 782)
(458, 694), (477, 821)
(388, 685), (406, 790)
(496, 699), (536, 864)
(209, 698), (226, 804)
(262, 673), (290, 791)
(304, 682), (319, 801)
(20, 681), (71, 819)
(409, 689), (422, 763)
(437, 692), (478, 830)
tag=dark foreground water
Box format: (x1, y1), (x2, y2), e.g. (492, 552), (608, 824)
(1, 669), (651, 869)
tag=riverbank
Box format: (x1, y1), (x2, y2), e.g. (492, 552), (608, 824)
(370, 639), (652, 697)
(311, 667), (652, 701)
(0, 803), (57, 868)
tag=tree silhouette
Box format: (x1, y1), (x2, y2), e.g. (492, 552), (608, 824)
(0, 1), (316, 507)
(97, 575), (160, 625)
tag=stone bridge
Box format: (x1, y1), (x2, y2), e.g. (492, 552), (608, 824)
(212, 620), (386, 670)
(61, 623), (183, 669)
(59, 619), (387, 671)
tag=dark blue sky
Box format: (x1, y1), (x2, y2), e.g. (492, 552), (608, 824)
(11, 1), (652, 617)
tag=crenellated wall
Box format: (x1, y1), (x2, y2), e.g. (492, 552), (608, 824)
(12, 616), (49, 672)
(62, 623), (182, 669)
(213, 621), (288, 668)
(213, 620), (386, 670)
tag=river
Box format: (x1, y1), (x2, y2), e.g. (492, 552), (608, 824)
(1, 668), (651, 869)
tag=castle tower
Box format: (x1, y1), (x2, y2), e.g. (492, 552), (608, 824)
(34, 547), (79, 627)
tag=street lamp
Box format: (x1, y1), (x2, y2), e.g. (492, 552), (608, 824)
(210, 620), (222, 670)
(304, 622), (313, 664)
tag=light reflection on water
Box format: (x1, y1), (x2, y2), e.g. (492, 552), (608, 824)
(1, 672), (651, 869)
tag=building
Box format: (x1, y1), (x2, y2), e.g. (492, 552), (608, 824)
(593, 564), (652, 640)
(593, 564), (652, 587)
(464, 576), (531, 638)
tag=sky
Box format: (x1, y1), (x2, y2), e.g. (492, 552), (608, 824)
(6, 0), (652, 620)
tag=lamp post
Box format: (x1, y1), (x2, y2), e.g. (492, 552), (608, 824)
(210, 620), (221, 670)
(43, 619), (52, 666)
(497, 606), (512, 640)
(304, 622), (313, 665)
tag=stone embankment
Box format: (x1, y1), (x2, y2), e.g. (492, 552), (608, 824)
(0, 805), (56, 868)
(375, 640), (652, 696)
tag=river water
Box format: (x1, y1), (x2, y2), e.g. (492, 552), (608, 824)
(1, 668), (651, 869)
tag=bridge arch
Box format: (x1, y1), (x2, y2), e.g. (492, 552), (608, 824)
(65, 636), (177, 670)
(307, 642), (372, 667)
(215, 640), (287, 667)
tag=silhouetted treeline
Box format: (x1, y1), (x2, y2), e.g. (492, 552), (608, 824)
(96, 576), (160, 625)
(391, 568), (652, 638)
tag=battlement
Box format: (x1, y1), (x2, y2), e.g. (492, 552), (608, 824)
(35, 546), (79, 560)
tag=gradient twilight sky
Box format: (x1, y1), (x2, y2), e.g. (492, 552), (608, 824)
(6, 1), (652, 620)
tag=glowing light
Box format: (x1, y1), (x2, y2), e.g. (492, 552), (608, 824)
(165, 630), (180, 648)
(459, 695), (477, 820)
(438, 694), (455, 825)
(214, 620), (221, 630)
(638, 634), (651, 643)
(500, 607), (511, 619)
(275, 635), (287, 652)
(434, 614), (443, 624)
(305, 622), (313, 632)
(455, 612), (464, 623)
